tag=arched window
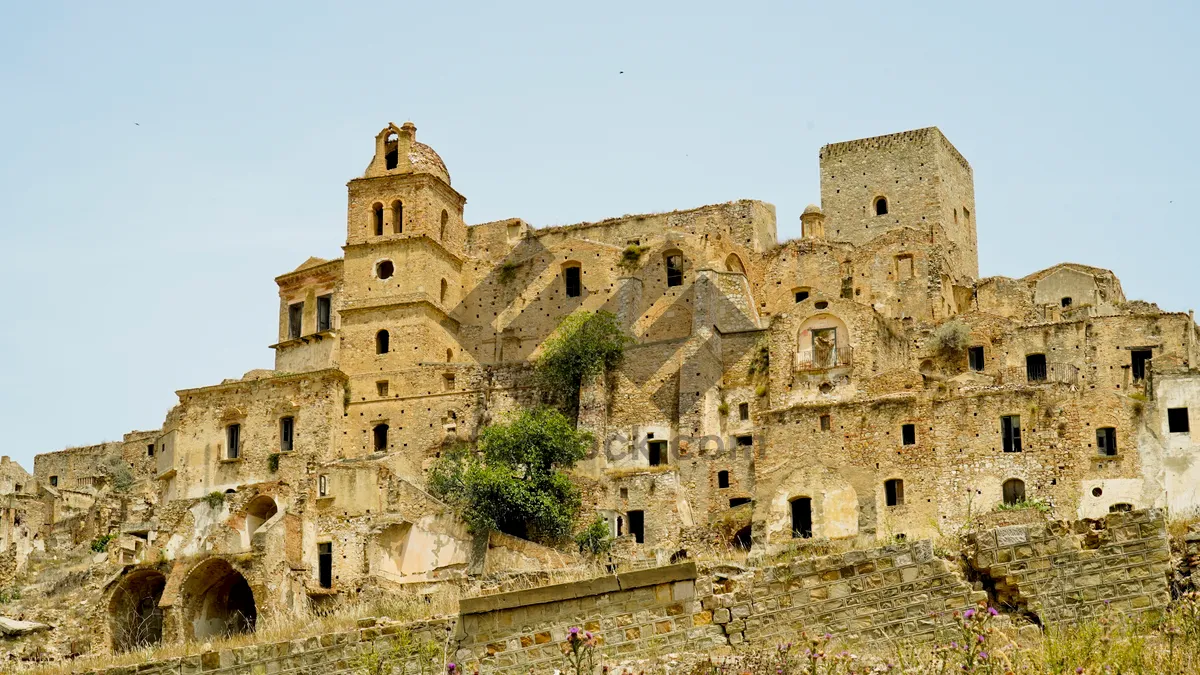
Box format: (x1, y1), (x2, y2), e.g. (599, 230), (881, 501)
(1002, 478), (1025, 506)
(665, 252), (684, 287)
(376, 260), (394, 280)
(724, 253), (745, 274)
(884, 479), (904, 506)
(376, 330), (389, 354)
(372, 203), (384, 236)
(391, 200), (403, 234)
(373, 423), (389, 452)
(446, 348), (453, 362)
(563, 263), (582, 298)
(384, 132), (399, 170)
(1061, 297), (1072, 308)
(440, 278), (449, 304)
(440, 210), (449, 240)
(874, 197), (888, 216)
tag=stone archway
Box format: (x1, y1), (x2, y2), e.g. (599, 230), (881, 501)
(109, 569), (167, 652)
(244, 495), (278, 540)
(180, 558), (257, 640)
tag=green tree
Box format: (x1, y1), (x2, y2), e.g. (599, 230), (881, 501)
(536, 311), (631, 415)
(429, 406), (591, 542)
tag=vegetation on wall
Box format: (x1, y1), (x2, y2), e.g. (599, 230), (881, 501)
(267, 453), (281, 472)
(498, 260), (520, 285)
(574, 516), (613, 556)
(203, 491), (226, 509)
(933, 319), (970, 355)
(619, 244), (649, 271)
(536, 311), (631, 414)
(90, 533), (116, 553)
(99, 455), (134, 492)
(428, 406), (591, 542)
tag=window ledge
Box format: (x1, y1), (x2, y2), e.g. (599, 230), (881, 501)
(315, 495), (335, 503)
(219, 457), (243, 464)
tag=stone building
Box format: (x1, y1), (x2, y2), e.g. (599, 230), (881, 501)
(5, 122), (1200, 653)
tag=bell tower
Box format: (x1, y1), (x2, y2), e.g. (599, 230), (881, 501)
(339, 122), (467, 384)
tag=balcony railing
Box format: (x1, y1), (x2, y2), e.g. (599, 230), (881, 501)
(998, 362), (1080, 386)
(795, 345), (853, 371)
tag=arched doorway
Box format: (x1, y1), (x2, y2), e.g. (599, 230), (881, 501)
(181, 558), (257, 640)
(109, 569), (166, 651)
(244, 496), (278, 540)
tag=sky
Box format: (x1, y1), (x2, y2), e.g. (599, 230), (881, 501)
(0, 1), (1197, 471)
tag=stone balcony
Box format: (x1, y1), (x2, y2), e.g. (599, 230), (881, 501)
(794, 345), (853, 371)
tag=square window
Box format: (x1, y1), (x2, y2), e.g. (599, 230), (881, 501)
(1131, 349), (1152, 381)
(968, 346), (984, 372)
(376, 380), (389, 397)
(1096, 427), (1116, 456)
(885, 479), (904, 506)
(280, 416), (294, 452)
(718, 471), (730, 489)
(49, 475), (58, 487)
(735, 435), (753, 448)
(648, 440), (668, 466)
(901, 424), (916, 446)
(317, 295), (333, 332)
(147, 443), (155, 457)
(1026, 354), (1047, 382)
(318, 474), (328, 497)
(226, 424), (241, 459)
(794, 290), (809, 303)
(1169, 408), (1190, 433)
(820, 415), (831, 431)
(665, 255), (683, 287)
(443, 374), (455, 391)
(738, 402), (749, 421)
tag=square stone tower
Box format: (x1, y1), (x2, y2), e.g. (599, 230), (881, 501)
(819, 127), (978, 279)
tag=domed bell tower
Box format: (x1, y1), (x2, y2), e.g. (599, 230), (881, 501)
(340, 122), (467, 382)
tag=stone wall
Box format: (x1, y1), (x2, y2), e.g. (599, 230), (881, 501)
(707, 540), (985, 646)
(967, 509), (1172, 624)
(455, 562), (717, 674)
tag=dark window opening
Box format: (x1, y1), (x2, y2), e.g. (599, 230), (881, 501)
(628, 510), (644, 544)
(373, 423), (389, 452)
(790, 497), (812, 538)
(885, 478), (904, 506)
(391, 201), (403, 234)
(874, 197), (888, 215)
(440, 210), (449, 240)
(226, 424), (241, 460)
(376, 260), (394, 279)
(147, 443), (155, 457)
(735, 435), (753, 449)
(1131, 350), (1152, 381)
(49, 475), (58, 487)
(317, 542), (333, 589)
(1002, 478), (1025, 506)
(616, 516), (623, 536)
(738, 402), (749, 421)
(373, 204), (384, 236)
(968, 346), (984, 372)
(732, 525), (752, 550)
(648, 440), (667, 466)
(665, 255), (683, 287)
(1092, 486), (1103, 497)
(901, 424), (916, 446)
(376, 330), (389, 355)
(1001, 415), (1022, 452)
(820, 414), (831, 431)
(1169, 408), (1190, 433)
(1061, 297), (1072, 308)
(729, 497), (751, 508)
(288, 303), (303, 340)
(316, 295), (332, 332)
(280, 417), (294, 452)
(376, 380), (388, 397)
(384, 148), (398, 170)
(1110, 503), (1133, 513)
(717, 470), (730, 488)
(443, 374), (455, 391)
(564, 266), (582, 298)
(794, 290), (809, 303)
(1096, 427), (1116, 456)
(1026, 354), (1047, 382)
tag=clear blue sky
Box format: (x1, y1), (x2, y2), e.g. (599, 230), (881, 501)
(1, 2), (1196, 470)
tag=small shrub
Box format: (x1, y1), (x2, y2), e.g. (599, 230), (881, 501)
(717, 401), (730, 416)
(934, 320), (971, 354)
(574, 516), (612, 556)
(203, 491), (226, 509)
(755, 383), (768, 398)
(267, 453), (281, 472)
(498, 260), (519, 285)
(747, 340), (770, 377)
(619, 244), (649, 270)
(99, 455), (134, 492)
(91, 533), (116, 553)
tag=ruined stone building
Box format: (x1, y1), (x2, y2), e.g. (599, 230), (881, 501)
(4, 122), (1199, 653)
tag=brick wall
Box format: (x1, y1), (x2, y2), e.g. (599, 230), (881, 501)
(705, 540), (986, 646)
(454, 562), (718, 674)
(966, 509), (1172, 624)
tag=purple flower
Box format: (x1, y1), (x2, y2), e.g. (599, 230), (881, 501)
(977, 634), (985, 643)
(1076, 669), (1084, 674)
(979, 652), (988, 660)
(569, 626), (580, 635)
(447, 664), (457, 673)
(988, 607), (999, 616)
(964, 609), (976, 619)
